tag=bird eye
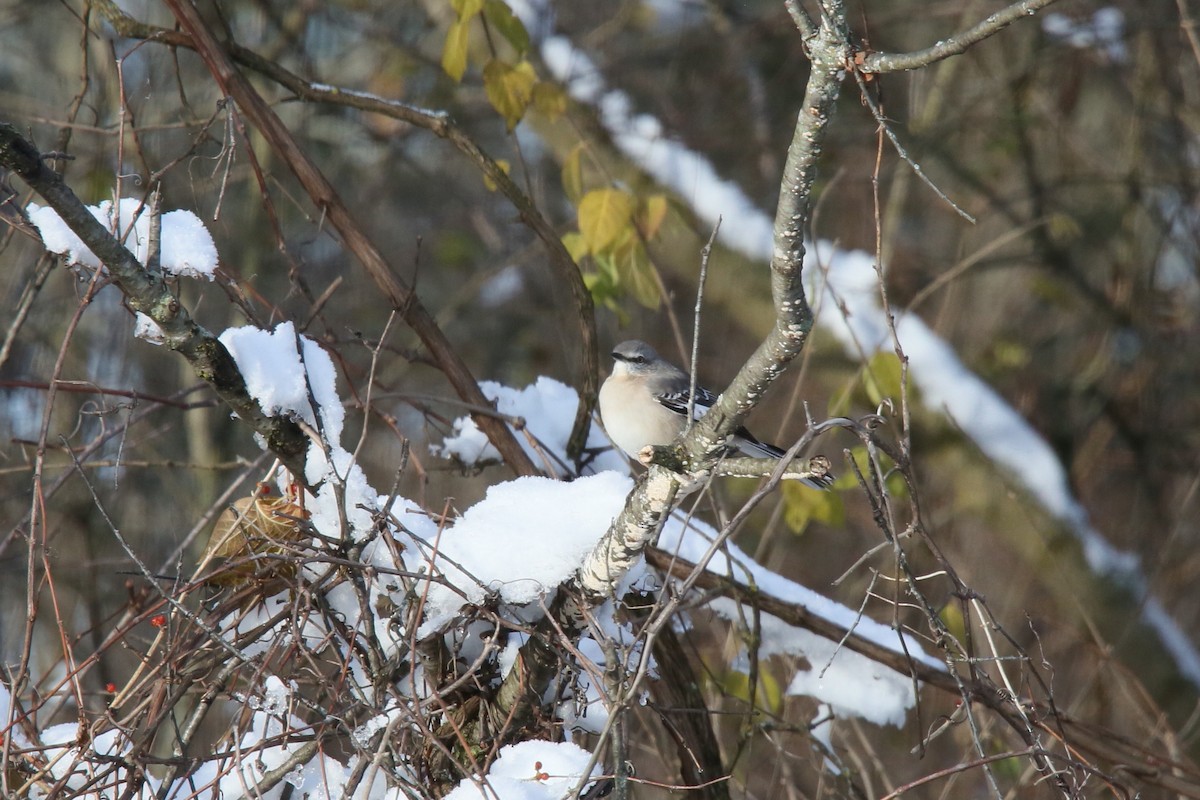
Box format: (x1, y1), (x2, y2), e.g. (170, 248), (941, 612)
(632, 356), (646, 364)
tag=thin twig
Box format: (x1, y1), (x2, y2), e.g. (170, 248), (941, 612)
(686, 218), (720, 432)
(857, 0), (1061, 73)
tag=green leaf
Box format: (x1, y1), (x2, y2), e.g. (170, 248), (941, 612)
(846, 445), (908, 498)
(991, 753), (1024, 782)
(863, 351), (903, 406)
(561, 144), (585, 204)
(1047, 211), (1082, 243)
(593, 249), (619, 284)
(583, 268), (623, 321)
(577, 188), (636, 252)
(781, 480), (845, 533)
(483, 0), (530, 54)
(827, 379), (854, 417)
(613, 235), (660, 308)
(482, 59), (537, 130)
(441, 19), (471, 82)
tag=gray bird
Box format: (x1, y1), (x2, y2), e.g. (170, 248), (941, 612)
(598, 340), (832, 489)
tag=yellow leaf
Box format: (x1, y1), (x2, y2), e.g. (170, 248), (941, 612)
(718, 669), (784, 715)
(441, 19), (471, 82)
(636, 194), (669, 240)
(562, 144), (585, 204)
(452, 0), (484, 18)
(991, 339), (1030, 370)
(577, 188), (636, 252)
(720, 670), (752, 706)
(483, 59), (537, 130)
(561, 230), (588, 261)
(483, 0), (529, 54)
(939, 602), (967, 645)
(483, 159), (511, 192)
(614, 236), (660, 308)
(531, 81), (568, 119)
(863, 351), (903, 406)
(758, 669), (784, 715)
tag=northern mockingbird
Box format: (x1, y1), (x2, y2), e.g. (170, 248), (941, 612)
(598, 340), (832, 488)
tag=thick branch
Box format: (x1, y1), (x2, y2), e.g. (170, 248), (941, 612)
(858, 0), (1061, 74)
(577, 467), (681, 598)
(162, 0), (541, 477)
(0, 123), (310, 480)
(574, 7), (848, 608)
(576, 12), (852, 614)
(683, 11), (846, 466)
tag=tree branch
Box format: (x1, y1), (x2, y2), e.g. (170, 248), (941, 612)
(679, 7), (847, 468)
(857, 0), (1061, 74)
(0, 122), (310, 480)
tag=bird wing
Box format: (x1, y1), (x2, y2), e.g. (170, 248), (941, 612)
(650, 379), (833, 489)
(652, 384), (719, 420)
(653, 384), (787, 459)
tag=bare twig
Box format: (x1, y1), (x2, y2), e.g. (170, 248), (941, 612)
(857, 0), (1061, 73)
(686, 219), (720, 432)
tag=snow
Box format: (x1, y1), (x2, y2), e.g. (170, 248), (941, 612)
(426, 369), (929, 726)
(778, 615), (915, 727)
(658, 515), (935, 727)
(480, 264), (526, 307)
(304, 446), (380, 538)
(444, 740), (599, 800)
(28, 198), (218, 279)
(542, 37), (775, 261)
(814, 246), (1200, 683)
(133, 311), (166, 344)
(1042, 7), (1127, 62)
(0, 684), (34, 752)
(433, 376), (627, 476)
(416, 471), (633, 634)
(217, 320), (395, 697)
(353, 706), (400, 749)
(219, 322), (345, 447)
(37, 721), (148, 797)
(202, 678), (355, 800)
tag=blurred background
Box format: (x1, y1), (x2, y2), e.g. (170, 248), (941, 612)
(0, 0), (1197, 794)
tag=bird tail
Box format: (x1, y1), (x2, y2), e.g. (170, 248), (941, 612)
(735, 433), (786, 459)
(736, 432), (834, 490)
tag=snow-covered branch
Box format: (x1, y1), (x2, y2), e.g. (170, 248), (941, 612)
(0, 122), (312, 480)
